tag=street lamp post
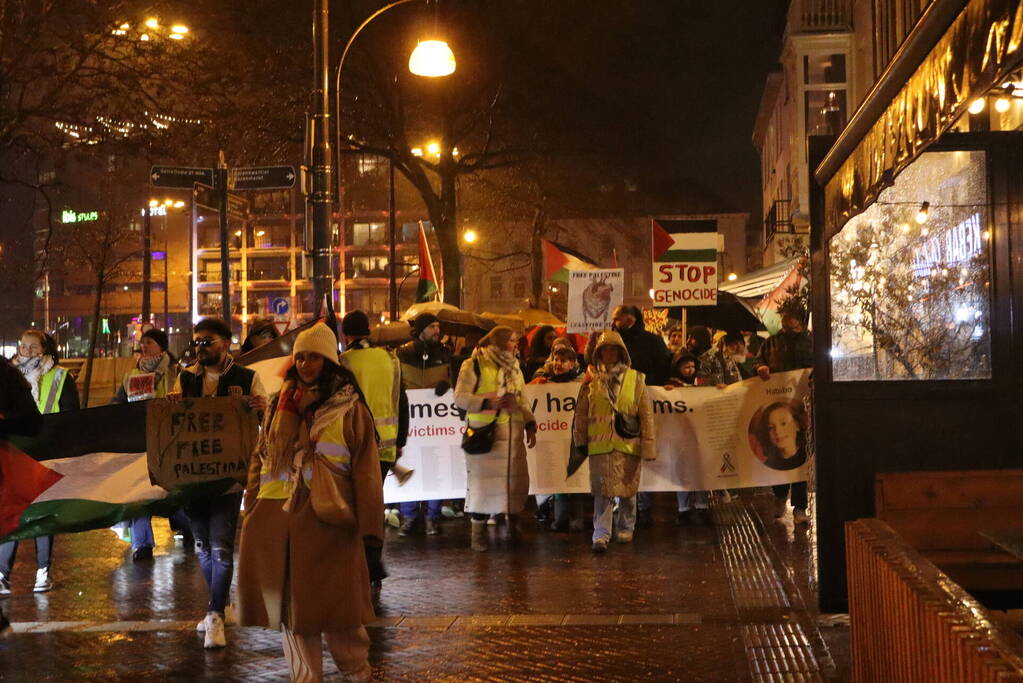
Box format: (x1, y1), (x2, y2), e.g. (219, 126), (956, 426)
(309, 0), (335, 312)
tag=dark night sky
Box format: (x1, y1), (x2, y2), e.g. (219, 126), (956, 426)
(520, 1), (789, 215)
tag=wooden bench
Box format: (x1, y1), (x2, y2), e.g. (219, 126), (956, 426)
(875, 469), (1023, 601)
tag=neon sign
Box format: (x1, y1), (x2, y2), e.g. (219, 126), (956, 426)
(61, 209), (99, 224)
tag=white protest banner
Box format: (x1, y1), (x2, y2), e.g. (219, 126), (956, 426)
(566, 268), (624, 334)
(650, 218), (719, 307)
(383, 370), (811, 503)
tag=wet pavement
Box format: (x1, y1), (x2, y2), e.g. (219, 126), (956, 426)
(0, 491), (849, 681)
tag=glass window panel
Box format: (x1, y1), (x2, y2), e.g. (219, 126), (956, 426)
(804, 53), (846, 84)
(805, 89), (847, 136)
(490, 276), (503, 299)
(829, 150), (992, 381)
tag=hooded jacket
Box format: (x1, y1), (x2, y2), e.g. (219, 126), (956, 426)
(586, 308), (671, 386)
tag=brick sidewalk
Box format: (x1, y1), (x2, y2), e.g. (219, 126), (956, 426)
(0, 491), (847, 681)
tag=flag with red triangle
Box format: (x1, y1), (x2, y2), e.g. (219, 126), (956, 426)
(543, 239), (598, 283)
(416, 222), (439, 302)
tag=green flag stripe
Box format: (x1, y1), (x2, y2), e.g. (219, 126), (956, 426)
(658, 249), (718, 262)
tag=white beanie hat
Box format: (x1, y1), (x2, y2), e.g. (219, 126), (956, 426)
(293, 322), (340, 365)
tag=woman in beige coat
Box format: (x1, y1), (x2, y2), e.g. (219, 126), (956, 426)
(454, 325), (537, 551)
(573, 330), (655, 553)
(238, 322), (383, 683)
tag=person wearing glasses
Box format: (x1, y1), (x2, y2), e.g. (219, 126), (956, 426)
(1, 329), (79, 596)
(170, 318), (268, 649)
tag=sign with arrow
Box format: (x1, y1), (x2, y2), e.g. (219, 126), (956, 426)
(151, 166), (214, 189)
(229, 166), (296, 191)
(193, 183), (249, 218)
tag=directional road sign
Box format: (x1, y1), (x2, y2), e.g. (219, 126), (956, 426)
(151, 166), (214, 189)
(229, 165), (297, 191)
(193, 183), (249, 218)
(270, 297), (291, 316)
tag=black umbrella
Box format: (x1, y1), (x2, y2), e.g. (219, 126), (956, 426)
(666, 292), (766, 332)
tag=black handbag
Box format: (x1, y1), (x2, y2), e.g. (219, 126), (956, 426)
(613, 410), (641, 439)
(462, 409), (500, 454)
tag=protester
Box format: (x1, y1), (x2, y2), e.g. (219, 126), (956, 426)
(755, 306), (813, 524)
(454, 325), (537, 552)
(597, 306), (670, 528)
(667, 328), (686, 356)
(528, 336), (575, 382)
(687, 326), (726, 387)
(395, 314), (450, 535)
(1, 329), (80, 595)
(522, 325), (557, 380)
(529, 345), (586, 532)
(0, 356), (43, 628)
(340, 310), (408, 582)
(172, 317), (268, 649)
(723, 332), (757, 379)
(238, 321), (382, 683)
(574, 331), (655, 553)
(240, 319), (279, 354)
(665, 352), (700, 388)
(110, 328), (188, 561)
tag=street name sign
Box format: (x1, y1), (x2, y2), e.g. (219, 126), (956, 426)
(193, 183), (249, 218)
(151, 166), (214, 189)
(229, 165), (297, 191)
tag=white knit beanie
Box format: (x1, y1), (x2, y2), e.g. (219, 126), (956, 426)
(293, 322), (340, 365)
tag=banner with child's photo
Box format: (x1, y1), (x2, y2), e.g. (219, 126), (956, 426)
(383, 370), (812, 503)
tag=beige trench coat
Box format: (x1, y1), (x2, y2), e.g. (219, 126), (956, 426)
(237, 400), (384, 636)
(573, 373), (656, 498)
(453, 358), (536, 515)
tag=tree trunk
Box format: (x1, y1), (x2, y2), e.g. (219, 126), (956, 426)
(529, 201), (547, 308)
(81, 272), (104, 407)
(436, 168), (460, 307)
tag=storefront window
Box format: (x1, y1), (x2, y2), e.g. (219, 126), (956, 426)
(829, 150), (992, 381)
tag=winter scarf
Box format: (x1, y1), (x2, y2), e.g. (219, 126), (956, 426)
(13, 354), (54, 402)
(590, 361), (629, 407)
(261, 376), (359, 482)
(477, 345), (524, 397)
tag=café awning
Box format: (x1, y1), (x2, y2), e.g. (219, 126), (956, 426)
(815, 0), (1023, 237)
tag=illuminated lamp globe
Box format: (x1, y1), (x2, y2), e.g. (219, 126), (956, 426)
(995, 96), (1011, 113)
(462, 229), (478, 244)
(408, 40), (456, 78)
(968, 98), (986, 115)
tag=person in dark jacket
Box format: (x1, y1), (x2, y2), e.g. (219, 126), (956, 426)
(0, 356), (43, 635)
(755, 307), (813, 524)
(522, 325), (557, 381)
(240, 319), (279, 353)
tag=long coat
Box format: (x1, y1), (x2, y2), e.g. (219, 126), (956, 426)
(237, 398), (384, 636)
(453, 358), (536, 515)
(573, 372), (656, 498)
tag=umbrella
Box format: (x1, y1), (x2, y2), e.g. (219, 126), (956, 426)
(400, 301), (463, 321)
(479, 312), (526, 335)
(402, 302), (492, 336)
(368, 322), (412, 347)
(514, 307), (564, 327)
(667, 292), (766, 332)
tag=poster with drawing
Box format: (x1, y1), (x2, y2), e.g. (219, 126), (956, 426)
(566, 268), (624, 333)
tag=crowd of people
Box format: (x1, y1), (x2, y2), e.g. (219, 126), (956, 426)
(0, 303), (813, 681)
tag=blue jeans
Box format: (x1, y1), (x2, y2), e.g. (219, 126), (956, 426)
(130, 517), (154, 550)
(399, 500), (443, 522)
(592, 495), (636, 543)
(185, 492), (242, 614)
(677, 491), (708, 511)
(636, 491), (654, 512)
(0, 536), (52, 576)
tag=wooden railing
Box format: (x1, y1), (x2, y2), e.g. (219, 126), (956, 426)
(789, 0), (854, 33)
(846, 518), (1023, 681)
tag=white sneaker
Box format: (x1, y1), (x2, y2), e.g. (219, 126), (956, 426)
(33, 568), (52, 593)
(203, 612), (226, 648)
(793, 508), (810, 524)
(197, 603), (237, 631)
(0, 574), (10, 595)
(384, 509), (401, 529)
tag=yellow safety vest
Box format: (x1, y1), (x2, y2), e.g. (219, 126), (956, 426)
(587, 368), (642, 456)
(37, 367), (68, 415)
(342, 347), (400, 463)
(257, 411), (352, 500)
(466, 357), (511, 427)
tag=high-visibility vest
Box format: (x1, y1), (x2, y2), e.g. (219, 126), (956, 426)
(257, 407), (353, 500)
(466, 357), (511, 427)
(342, 347), (400, 463)
(586, 368), (642, 456)
(37, 367), (69, 415)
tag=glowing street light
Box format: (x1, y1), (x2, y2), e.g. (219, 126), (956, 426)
(968, 97), (986, 115)
(145, 17), (159, 29)
(463, 229), (478, 244)
(408, 40), (456, 78)
(426, 141), (440, 157)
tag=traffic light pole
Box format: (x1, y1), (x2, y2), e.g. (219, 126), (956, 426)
(309, 0), (334, 310)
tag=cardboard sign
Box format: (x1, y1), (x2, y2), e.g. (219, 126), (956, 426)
(126, 373), (156, 402)
(566, 268), (624, 333)
(146, 397), (258, 490)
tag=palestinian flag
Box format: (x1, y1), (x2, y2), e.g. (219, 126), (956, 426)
(543, 239), (598, 283)
(651, 218), (719, 263)
(415, 222), (439, 302)
(0, 403), (199, 543)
